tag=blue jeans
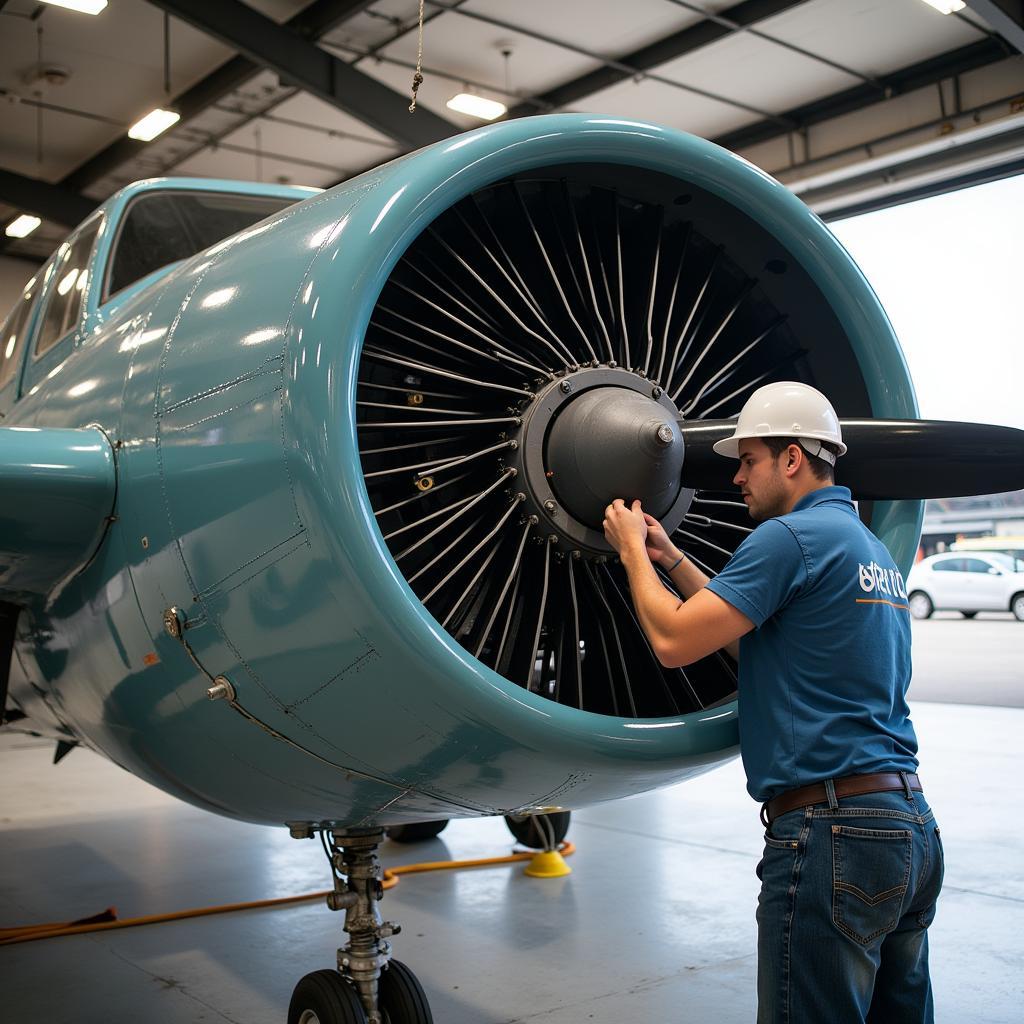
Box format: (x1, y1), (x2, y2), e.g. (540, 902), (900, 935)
(756, 784), (944, 1024)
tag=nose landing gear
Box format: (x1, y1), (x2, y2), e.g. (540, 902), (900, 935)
(287, 827), (433, 1024)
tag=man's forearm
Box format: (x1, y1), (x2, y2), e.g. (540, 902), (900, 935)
(618, 543), (687, 662)
(622, 544), (737, 663)
(657, 543), (711, 599)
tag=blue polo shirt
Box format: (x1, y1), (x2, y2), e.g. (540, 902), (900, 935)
(705, 485), (919, 803)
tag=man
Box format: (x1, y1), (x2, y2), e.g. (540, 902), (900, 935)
(603, 381), (943, 1024)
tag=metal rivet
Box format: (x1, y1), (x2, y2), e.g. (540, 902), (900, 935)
(543, 499), (557, 513)
(652, 385), (663, 399)
(207, 676), (236, 702)
(559, 380), (572, 394)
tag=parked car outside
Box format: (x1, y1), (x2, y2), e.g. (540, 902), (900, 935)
(906, 551), (1024, 621)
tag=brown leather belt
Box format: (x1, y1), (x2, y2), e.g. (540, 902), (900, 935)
(763, 772), (921, 825)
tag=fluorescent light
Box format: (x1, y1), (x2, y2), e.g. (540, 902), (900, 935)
(128, 109), (180, 142)
(445, 93), (507, 121)
(919, 0), (966, 13)
(6, 215), (41, 239)
(39, 0), (108, 13)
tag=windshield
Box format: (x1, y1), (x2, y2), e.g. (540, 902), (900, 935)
(104, 190), (298, 301)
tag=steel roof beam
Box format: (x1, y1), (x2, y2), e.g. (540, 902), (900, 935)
(966, 0), (1024, 55)
(818, 152), (1024, 222)
(152, 3), (463, 183)
(505, 0), (809, 118)
(60, 0), (378, 194)
(712, 38), (1011, 152)
(145, 0), (457, 150)
(0, 168), (96, 229)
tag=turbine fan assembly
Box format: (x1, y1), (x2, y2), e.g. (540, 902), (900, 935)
(356, 163), (883, 720)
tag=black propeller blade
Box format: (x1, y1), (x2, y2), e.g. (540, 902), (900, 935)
(680, 418), (1024, 500)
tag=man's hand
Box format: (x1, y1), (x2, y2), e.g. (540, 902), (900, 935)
(642, 513), (681, 568)
(603, 498), (648, 557)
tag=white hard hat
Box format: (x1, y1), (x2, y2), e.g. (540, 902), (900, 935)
(711, 381), (846, 463)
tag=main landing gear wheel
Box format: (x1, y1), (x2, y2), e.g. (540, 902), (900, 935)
(380, 960), (433, 1024)
(386, 820), (449, 843)
(504, 811), (571, 849)
(286, 827), (433, 1024)
(288, 970), (367, 1024)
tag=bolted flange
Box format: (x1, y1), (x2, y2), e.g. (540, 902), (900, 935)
(509, 366), (694, 555)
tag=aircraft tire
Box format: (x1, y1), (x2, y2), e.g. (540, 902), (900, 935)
(504, 811), (571, 849)
(380, 959), (433, 1024)
(287, 969), (367, 1024)
(386, 820), (449, 843)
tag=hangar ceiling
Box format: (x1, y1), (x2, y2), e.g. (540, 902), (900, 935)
(0, 0), (1022, 264)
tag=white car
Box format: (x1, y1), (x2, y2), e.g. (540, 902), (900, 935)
(906, 551), (1024, 621)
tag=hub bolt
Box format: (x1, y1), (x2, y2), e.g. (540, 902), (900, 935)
(559, 380), (573, 394)
(656, 424), (675, 446)
(544, 499), (557, 513)
(652, 385), (663, 398)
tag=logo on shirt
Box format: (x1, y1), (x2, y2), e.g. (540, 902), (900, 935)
(858, 561), (908, 601)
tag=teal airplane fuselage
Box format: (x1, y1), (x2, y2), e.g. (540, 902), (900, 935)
(0, 116), (922, 828)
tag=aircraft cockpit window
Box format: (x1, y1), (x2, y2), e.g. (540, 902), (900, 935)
(0, 272), (41, 390)
(34, 219), (102, 358)
(104, 191), (297, 301)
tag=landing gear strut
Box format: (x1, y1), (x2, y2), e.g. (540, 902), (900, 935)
(287, 826), (432, 1024)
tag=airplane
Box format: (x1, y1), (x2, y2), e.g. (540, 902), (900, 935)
(2, 113), (1022, 1024)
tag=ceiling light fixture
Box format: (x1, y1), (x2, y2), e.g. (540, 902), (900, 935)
(445, 93), (507, 121)
(5, 215), (41, 239)
(919, 0), (966, 13)
(128, 108), (181, 142)
(38, 0), (108, 14)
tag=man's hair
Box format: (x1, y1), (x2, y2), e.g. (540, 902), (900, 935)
(763, 436), (838, 482)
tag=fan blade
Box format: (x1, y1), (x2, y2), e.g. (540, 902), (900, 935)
(680, 418), (1024, 499)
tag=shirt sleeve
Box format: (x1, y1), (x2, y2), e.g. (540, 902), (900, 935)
(704, 519), (808, 628)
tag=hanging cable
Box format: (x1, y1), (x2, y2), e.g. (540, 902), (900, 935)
(409, 0), (425, 112)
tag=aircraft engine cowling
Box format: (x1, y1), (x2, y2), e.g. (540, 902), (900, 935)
(7, 116), (922, 827)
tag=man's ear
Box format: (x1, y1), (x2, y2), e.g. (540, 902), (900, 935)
(785, 443), (802, 477)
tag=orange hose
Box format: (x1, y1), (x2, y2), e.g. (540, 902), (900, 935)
(0, 842), (575, 946)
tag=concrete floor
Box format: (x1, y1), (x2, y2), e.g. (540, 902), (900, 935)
(2, 697), (1022, 1024)
(908, 612), (1024, 708)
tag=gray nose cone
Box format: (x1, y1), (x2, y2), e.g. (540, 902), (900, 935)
(545, 386), (684, 529)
